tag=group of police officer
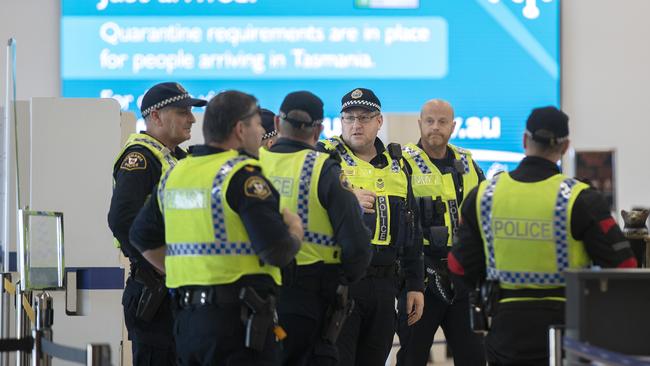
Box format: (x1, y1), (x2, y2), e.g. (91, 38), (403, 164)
(108, 81), (637, 366)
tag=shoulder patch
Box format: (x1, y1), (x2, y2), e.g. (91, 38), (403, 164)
(120, 152), (147, 171)
(244, 176), (272, 200)
(339, 172), (353, 191)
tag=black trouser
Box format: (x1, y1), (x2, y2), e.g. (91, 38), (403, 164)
(336, 275), (399, 366)
(278, 264), (339, 366)
(486, 300), (564, 366)
(122, 277), (176, 366)
(396, 286), (486, 366)
(173, 286), (280, 366)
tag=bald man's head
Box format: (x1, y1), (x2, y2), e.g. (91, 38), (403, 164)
(418, 99), (456, 153)
(420, 99), (454, 120)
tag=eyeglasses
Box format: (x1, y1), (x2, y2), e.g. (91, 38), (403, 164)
(340, 112), (379, 125)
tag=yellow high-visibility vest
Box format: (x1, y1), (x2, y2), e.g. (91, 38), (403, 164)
(160, 149), (282, 288)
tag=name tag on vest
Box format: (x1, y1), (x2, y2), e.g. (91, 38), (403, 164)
(165, 189), (208, 210)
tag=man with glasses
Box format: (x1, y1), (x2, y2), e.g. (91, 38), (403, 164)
(259, 91), (372, 365)
(129, 90), (304, 365)
(108, 82), (206, 365)
(396, 99), (486, 366)
(318, 88), (425, 366)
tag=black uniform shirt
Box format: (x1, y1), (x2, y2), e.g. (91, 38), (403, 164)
(108, 133), (186, 263)
(269, 138), (372, 284)
(129, 145), (301, 269)
(449, 156), (637, 287)
(317, 137), (424, 292)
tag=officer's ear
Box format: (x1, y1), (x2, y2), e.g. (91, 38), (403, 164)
(233, 119), (246, 142)
(560, 139), (570, 155)
(274, 115), (281, 134)
(313, 124), (324, 144)
(149, 109), (162, 127)
(377, 113), (384, 129)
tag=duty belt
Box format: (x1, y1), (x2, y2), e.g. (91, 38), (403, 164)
(500, 287), (565, 300)
(175, 285), (240, 308)
(365, 264), (397, 278)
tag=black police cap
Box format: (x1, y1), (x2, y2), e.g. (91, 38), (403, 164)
(525, 106), (569, 145)
(279, 91), (324, 127)
(140, 82), (207, 118)
(261, 108), (277, 140)
(341, 88), (381, 113)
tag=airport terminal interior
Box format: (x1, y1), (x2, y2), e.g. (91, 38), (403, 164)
(1, 0), (650, 365)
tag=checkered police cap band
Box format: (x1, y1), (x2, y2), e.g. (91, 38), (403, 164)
(341, 99), (381, 111)
(262, 130), (278, 140)
(141, 93), (191, 118)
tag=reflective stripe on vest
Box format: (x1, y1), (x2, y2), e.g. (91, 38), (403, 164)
(130, 137), (177, 170)
(479, 175), (580, 286)
(297, 151), (336, 247)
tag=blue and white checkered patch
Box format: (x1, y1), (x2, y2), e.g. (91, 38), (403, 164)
(133, 138), (177, 168)
(158, 166), (175, 214)
(304, 231), (336, 247)
(297, 152), (317, 227)
(298, 151), (336, 247)
(166, 242), (254, 256)
(402, 145), (431, 174)
(480, 176), (500, 273)
(391, 159), (401, 173)
(458, 153), (470, 174)
(326, 138), (356, 167)
(212, 156), (249, 243)
(554, 178), (577, 273)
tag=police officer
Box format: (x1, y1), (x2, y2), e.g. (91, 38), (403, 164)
(448, 106), (638, 365)
(397, 99), (486, 365)
(261, 108), (278, 149)
(318, 88), (425, 366)
(129, 90), (304, 366)
(259, 91), (372, 365)
(108, 81), (206, 365)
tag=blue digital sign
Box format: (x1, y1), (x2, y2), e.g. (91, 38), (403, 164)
(61, 0), (560, 176)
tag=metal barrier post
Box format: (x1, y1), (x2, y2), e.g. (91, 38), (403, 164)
(86, 344), (110, 366)
(30, 330), (40, 366)
(0, 272), (11, 366)
(549, 325), (563, 366)
(15, 283), (31, 366)
(30, 293), (51, 366)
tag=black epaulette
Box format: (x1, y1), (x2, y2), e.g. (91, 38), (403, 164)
(387, 142), (403, 160)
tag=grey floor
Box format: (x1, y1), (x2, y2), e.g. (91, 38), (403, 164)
(385, 333), (454, 366)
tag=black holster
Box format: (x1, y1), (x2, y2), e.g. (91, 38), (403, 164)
(394, 201), (416, 252)
(469, 280), (500, 334)
(239, 287), (276, 352)
(322, 285), (354, 344)
(134, 265), (167, 322)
